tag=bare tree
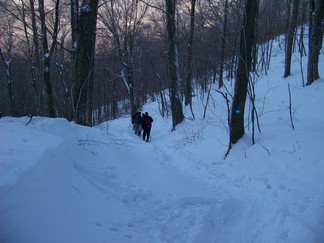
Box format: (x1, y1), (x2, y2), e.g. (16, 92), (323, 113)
(306, 0), (324, 86)
(70, 0), (78, 107)
(0, 21), (16, 116)
(184, 0), (196, 116)
(284, 0), (299, 78)
(230, 0), (258, 144)
(55, 29), (73, 120)
(38, 0), (60, 117)
(165, 0), (184, 130)
(98, 0), (148, 116)
(219, 0), (229, 88)
(73, 0), (99, 126)
(0, 0), (43, 115)
(0, 0), (306, 123)
(21, 0), (41, 115)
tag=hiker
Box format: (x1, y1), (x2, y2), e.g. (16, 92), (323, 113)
(131, 111), (142, 136)
(131, 113), (135, 130)
(135, 112), (143, 136)
(142, 112), (153, 142)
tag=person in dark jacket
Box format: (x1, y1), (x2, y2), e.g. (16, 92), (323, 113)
(135, 112), (143, 136)
(131, 111), (142, 135)
(142, 112), (153, 142)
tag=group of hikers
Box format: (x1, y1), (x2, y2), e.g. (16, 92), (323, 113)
(131, 111), (153, 142)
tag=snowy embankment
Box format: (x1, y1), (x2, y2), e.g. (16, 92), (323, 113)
(1, 45), (324, 242)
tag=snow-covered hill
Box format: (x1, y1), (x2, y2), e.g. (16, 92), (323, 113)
(1, 39), (324, 242)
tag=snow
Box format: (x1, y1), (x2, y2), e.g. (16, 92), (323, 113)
(1, 40), (324, 243)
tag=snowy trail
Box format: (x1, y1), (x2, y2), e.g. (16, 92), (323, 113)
(107, 119), (283, 243)
(1, 118), (218, 243)
(106, 109), (324, 243)
(0, 121), (117, 242)
(102, 119), (222, 242)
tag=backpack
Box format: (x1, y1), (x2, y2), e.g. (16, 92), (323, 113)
(135, 114), (142, 124)
(144, 116), (152, 128)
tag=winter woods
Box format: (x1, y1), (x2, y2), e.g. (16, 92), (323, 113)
(0, 0), (323, 138)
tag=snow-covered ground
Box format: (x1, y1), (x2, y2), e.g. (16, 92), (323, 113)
(1, 38), (324, 242)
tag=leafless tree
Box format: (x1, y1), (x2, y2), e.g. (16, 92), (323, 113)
(0, 0), (42, 115)
(0, 0), (309, 127)
(284, 0), (299, 78)
(165, 0), (184, 130)
(21, 0), (42, 114)
(306, 0), (324, 86)
(72, 0), (99, 126)
(219, 0), (229, 88)
(0, 19), (16, 116)
(38, 0), (60, 117)
(230, 0), (258, 144)
(184, 0), (196, 117)
(98, 0), (149, 116)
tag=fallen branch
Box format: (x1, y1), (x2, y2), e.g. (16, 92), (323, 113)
(288, 83), (295, 130)
(258, 141), (270, 155)
(25, 114), (33, 126)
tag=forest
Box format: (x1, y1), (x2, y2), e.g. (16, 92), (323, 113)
(0, 0), (323, 143)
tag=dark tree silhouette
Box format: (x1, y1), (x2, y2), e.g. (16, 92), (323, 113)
(230, 0), (258, 144)
(165, 0), (184, 130)
(73, 0), (99, 126)
(284, 0), (299, 78)
(307, 0), (324, 86)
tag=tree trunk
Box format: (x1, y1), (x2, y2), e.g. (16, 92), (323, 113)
(70, 0), (78, 117)
(165, 0), (184, 130)
(185, 0), (196, 108)
(307, 0), (324, 86)
(284, 0), (299, 78)
(0, 48), (16, 116)
(219, 0), (229, 88)
(73, 0), (99, 126)
(28, 0), (41, 115)
(230, 0), (258, 144)
(298, 0), (307, 57)
(38, 0), (59, 118)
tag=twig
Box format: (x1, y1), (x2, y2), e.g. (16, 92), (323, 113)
(25, 114), (33, 126)
(288, 83), (295, 130)
(258, 141), (270, 155)
(215, 89), (232, 158)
